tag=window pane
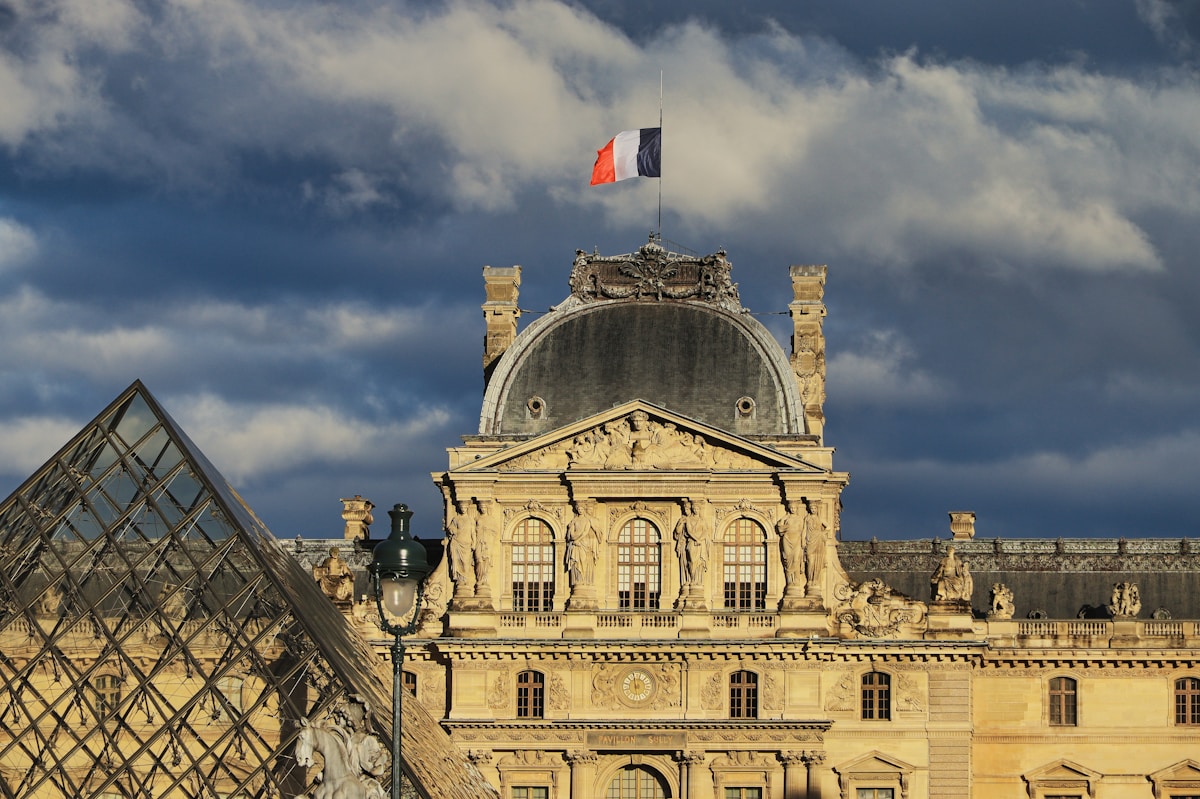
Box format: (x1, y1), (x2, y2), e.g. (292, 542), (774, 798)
(723, 519), (767, 610)
(512, 519), (555, 612)
(619, 518), (661, 610)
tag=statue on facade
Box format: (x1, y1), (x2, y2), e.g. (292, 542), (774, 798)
(473, 499), (497, 598)
(294, 696), (388, 799)
(803, 499), (828, 598)
(674, 498), (707, 589)
(446, 500), (476, 597)
(565, 499), (603, 587)
(988, 583), (1015, 619)
(777, 501), (807, 595)
(313, 547), (355, 605)
(1108, 581), (1141, 618)
(931, 545), (973, 603)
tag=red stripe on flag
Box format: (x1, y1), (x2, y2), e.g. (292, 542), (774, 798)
(590, 138), (617, 185)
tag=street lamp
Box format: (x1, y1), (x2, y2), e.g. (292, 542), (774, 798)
(369, 503), (430, 799)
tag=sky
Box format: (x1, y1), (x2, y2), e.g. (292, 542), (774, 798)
(2, 0), (1200, 542)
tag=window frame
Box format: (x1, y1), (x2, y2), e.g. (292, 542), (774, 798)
(729, 670), (759, 720)
(510, 517), (556, 612)
(516, 670), (545, 719)
(861, 671), (891, 721)
(1048, 676), (1077, 727)
(1175, 676), (1200, 725)
(722, 518), (767, 610)
(618, 517), (661, 610)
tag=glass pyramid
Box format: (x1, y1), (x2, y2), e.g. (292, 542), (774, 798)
(0, 381), (403, 799)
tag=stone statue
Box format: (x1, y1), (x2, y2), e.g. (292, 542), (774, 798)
(565, 499), (603, 587)
(446, 500), (476, 597)
(1108, 581), (1141, 618)
(158, 582), (188, 623)
(776, 501), (807, 594)
(674, 498), (707, 588)
(313, 547), (355, 605)
(34, 584), (63, 618)
(295, 696), (388, 799)
(472, 499), (497, 596)
(802, 500), (828, 597)
(989, 583), (1015, 619)
(931, 545), (973, 603)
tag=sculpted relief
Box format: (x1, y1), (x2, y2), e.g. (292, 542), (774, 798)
(832, 579), (928, 639)
(498, 411), (763, 472)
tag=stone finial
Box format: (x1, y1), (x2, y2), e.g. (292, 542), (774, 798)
(949, 511), (975, 540)
(340, 495), (374, 541)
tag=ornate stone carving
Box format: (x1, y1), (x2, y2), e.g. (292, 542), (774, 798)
(832, 579), (928, 638)
(608, 501), (668, 526)
(761, 666), (785, 712)
(591, 664), (679, 710)
(1108, 581), (1141, 618)
(503, 499), (564, 524)
(989, 583), (1015, 620)
(294, 696), (388, 799)
(896, 672), (924, 711)
(566, 238), (741, 310)
(565, 500), (603, 606)
(824, 672), (855, 712)
(340, 496), (374, 541)
(487, 674), (508, 710)
(446, 499), (476, 599)
(714, 498), (774, 523)
(498, 411), (761, 472)
(701, 672), (724, 711)
(472, 498), (497, 599)
(674, 498), (708, 610)
(931, 545), (973, 603)
(312, 547), (354, 606)
(547, 673), (569, 712)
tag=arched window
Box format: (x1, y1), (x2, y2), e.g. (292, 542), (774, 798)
(516, 670), (544, 719)
(861, 671), (891, 720)
(1176, 677), (1200, 725)
(618, 518), (661, 610)
(511, 518), (555, 612)
(729, 670), (758, 719)
(1049, 676), (1077, 726)
(606, 765), (668, 799)
(723, 518), (766, 610)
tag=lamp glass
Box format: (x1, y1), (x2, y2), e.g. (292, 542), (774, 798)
(380, 574), (419, 618)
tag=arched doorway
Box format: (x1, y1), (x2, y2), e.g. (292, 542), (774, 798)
(606, 765), (669, 799)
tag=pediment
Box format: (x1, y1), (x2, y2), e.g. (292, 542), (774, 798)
(1023, 759), (1101, 798)
(457, 400), (825, 474)
(834, 750), (915, 776)
(1150, 760), (1200, 799)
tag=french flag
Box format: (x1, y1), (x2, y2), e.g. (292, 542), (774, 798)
(590, 128), (661, 185)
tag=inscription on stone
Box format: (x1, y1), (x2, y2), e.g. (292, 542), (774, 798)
(586, 732), (686, 750)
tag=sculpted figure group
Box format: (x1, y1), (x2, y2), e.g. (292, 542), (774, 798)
(446, 498), (496, 602)
(776, 499), (828, 598)
(931, 545), (973, 603)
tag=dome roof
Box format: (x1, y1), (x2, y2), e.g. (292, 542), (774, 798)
(479, 242), (805, 437)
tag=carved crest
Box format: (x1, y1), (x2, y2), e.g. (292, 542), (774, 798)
(832, 579), (928, 638)
(568, 238), (741, 311)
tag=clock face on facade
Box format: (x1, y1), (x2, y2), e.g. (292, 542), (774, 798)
(620, 668), (656, 704)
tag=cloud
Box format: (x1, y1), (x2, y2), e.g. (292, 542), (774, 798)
(0, 1), (1189, 274)
(0, 217), (37, 271)
(827, 330), (949, 406)
(169, 393), (453, 482)
(0, 415), (83, 476)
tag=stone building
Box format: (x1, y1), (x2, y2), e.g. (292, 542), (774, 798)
(4, 238), (1200, 799)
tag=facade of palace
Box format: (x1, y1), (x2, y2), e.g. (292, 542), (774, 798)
(4, 239), (1200, 799)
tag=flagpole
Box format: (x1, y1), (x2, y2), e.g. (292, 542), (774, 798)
(658, 70), (663, 243)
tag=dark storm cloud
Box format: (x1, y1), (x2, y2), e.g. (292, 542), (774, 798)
(1, 0), (1198, 540)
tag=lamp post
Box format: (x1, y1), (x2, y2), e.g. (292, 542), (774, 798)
(369, 503), (430, 799)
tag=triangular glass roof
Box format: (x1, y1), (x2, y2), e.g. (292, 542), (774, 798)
(0, 382), (420, 799)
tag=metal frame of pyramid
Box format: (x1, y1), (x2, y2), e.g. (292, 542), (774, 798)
(0, 381), (403, 799)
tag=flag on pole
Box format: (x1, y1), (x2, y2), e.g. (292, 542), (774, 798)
(590, 128), (661, 185)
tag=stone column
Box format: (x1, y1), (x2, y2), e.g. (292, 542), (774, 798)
(788, 265), (828, 442)
(780, 751), (807, 799)
(482, 265), (522, 385)
(802, 750), (826, 799)
(565, 750), (597, 799)
(675, 751), (707, 799)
